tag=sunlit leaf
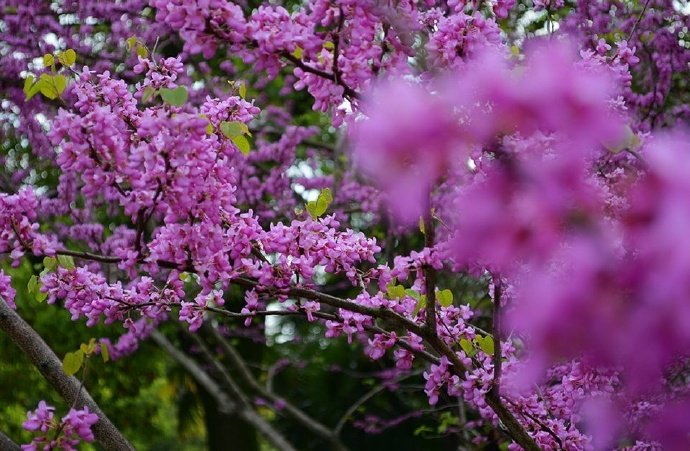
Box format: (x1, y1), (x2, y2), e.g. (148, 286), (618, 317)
(62, 350), (84, 376)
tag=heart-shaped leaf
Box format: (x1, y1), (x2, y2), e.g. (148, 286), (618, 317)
(159, 86), (188, 106)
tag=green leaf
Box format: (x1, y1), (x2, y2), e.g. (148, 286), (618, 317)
(232, 135), (251, 155)
(179, 272), (190, 282)
(62, 350), (84, 376)
(459, 338), (476, 357)
(142, 86), (156, 103)
(58, 49), (76, 67)
(57, 255), (75, 270)
(413, 425), (433, 436)
(419, 216), (425, 235)
(438, 412), (459, 433)
(475, 335), (495, 356)
(238, 82), (247, 99)
(100, 342), (110, 363)
(43, 54), (54, 68)
(159, 86), (187, 106)
(219, 121), (248, 139)
(27, 275), (38, 295)
(43, 256), (57, 272)
(437, 289), (453, 307)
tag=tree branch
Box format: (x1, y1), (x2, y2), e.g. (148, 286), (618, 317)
(26, 248), (538, 449)
(0, 296), (134, 451)
(423, 214), (437, 334)
(0, 430), (21, 451)
(151, 330), (298, 451)
(491, 279), (503, 395)
(203, 324), (347, 451)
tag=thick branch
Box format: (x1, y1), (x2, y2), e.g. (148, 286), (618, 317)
(0, 430), (21, 451)
(0, 297), (134, 451)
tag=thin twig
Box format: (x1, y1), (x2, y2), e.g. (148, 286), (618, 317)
(627, 0), (652, 41)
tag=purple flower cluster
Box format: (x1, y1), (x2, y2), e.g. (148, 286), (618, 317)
(22, 401), (98, 451)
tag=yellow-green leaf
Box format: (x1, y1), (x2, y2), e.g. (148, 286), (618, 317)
(58, 49), (77, 67)
(28, 271), (47, 301)
(100, 342), (110, 363)
(27, 275), (38, 295)
(232, 135), (251, 155)
(62, 350), (84, 376)
(219, 121), (248, 139)
(405, 289), (421, 300)
(36, 290), (47, 303)
(306, 188), (333, 219)
(238, 82), (247, 99)
(437, 289), (453, 307)
(23, 75), (34, 94)
(323, 41), (335, 50)
(159, 86), (188, 106)
(43, 256), (57, 272)
(136, 43), (148, 58)
(43, 54), (54, 68)
(475, 335), (495, 356)
(460, 338), (475, 356)
(291, 46), (304, 59)
(412, 295), (427, 316)
(38, 74), (66, 99)
(126, 36), (138, 50)
(24, 76), (41, 101)
(386, 284), (405, 299)
(141, 86), (156, 103)
(80, 338), (97, 355)
(57, 254), (75, 270)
